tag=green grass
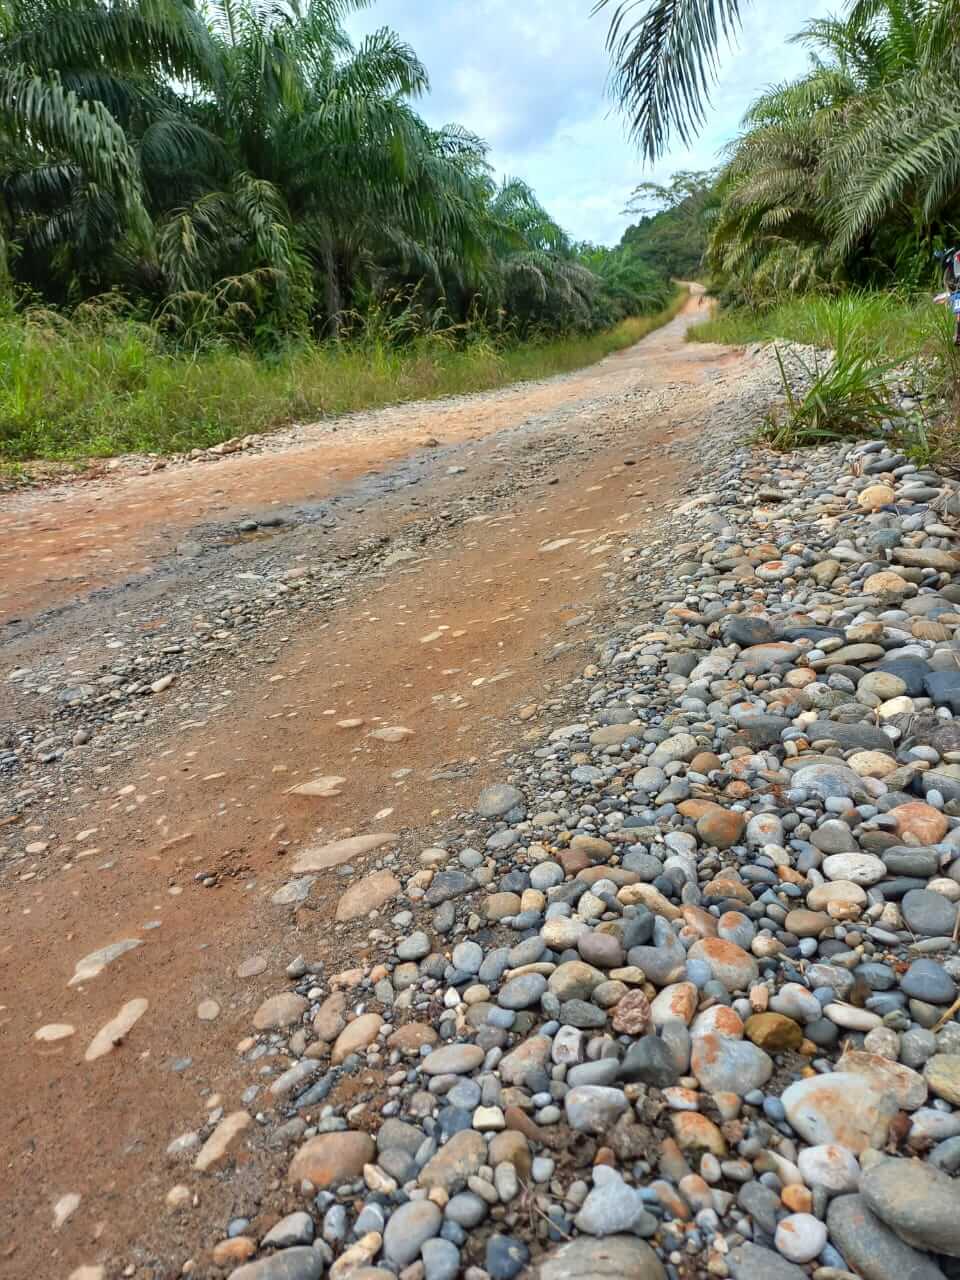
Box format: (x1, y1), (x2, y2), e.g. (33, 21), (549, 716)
(0, 289), (687, 462)
(686, 290), (936, 360)
(688, 289), (960, 462)
(762, 338), (903, 449)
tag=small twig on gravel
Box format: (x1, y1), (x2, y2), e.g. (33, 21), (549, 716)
(521, 1182), (574, 1242)
(933, 992), (960, 1033)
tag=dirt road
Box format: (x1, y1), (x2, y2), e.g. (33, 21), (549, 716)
(0, 291), (776, 1278)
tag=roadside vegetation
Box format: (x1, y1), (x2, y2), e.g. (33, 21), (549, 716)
(598, 0), (960, 456)
(0, 289), (687, 461)
(0, 0), (692, 462)
(686, 292), (960, 457)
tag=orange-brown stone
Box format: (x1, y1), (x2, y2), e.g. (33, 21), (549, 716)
(889, 801), (949, 846)
(672, 1112), (728, 1157)
(288, 1131), (375, 1187)
(611, 989), (652, 1035)
(387, 1022), (439, 1053)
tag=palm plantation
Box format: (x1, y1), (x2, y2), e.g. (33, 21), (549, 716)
(0, 0), (670, 342)
(600, 0), (960, 302)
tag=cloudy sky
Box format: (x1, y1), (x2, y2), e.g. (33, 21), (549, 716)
(347, 0), (836, 245)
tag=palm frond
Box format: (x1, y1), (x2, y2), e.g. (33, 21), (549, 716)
(593, 0), (746, 161)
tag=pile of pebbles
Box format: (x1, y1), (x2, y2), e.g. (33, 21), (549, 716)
(183, 434), (960, 1280)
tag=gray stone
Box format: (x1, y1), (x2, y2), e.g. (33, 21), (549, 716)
(790, 763), (871, 802)
(559, 998), (606, 1028)
(564, 1086), (629, 1134)
(537, 1236), (666, 1280)
(736, 716), (791, 747)
(477, 784), (524, 817)
(737, 1181), (782, 1237)
(452, 941), (483, 974)
(229, 1250), (325, 1280)
(900, 959), (957, 1005)
(479, 947), (511, 985)
(422, 1237), (461, 1280)
(902, 890), (957, 938)
(826, 1194), (947, 1280)
(261, 1212), (314, 1248)
(498, 974), (547, 1009)
(728, 1243), (807, 1280)
(861, 1157), (960, 1257)
(574, 1176), (656, 1236)
(383, 1200), (442, 1265)
(445, 1192), (488, 1228)
(397, 931), (431, 960)
(618, 1036), (679, 1087)
(530, 862), (564, 890)
(883, 848), (940, 878)
(485, 1234), (529, 1280)
(724, 616), (775, 646)
(378, 1118), (427, 1156)
(925, 671), (960, 712)
(690, 1036), (772, 1095)
(628, 939), (686, 986)
(876, 658), (931, 697)
(424, 871), (476, 906)
(567, 1059), (622, 1087)
(806, 721), (893, 751)
(421, 1044), (485, 1076)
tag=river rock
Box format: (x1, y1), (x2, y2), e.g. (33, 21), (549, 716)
(477, 784), (524, 817)
(690, 1036), (772, 1094)
(564, 1086), (629, 1133)
(253, 993), (308, 1031)
(383, 1200), (442, 1265)
(827, 1195), (948, 1280)
(861, 1157), (960, 1257)
(688, 938), (758, 990)
(902, 890), (958, 937)
(229, 1250), (325, 1280)
(781, 1073), (899, 1153)
(331, 1013), (382, 1064)
(821, 852), (887, 886)
(900, 959), (957, 1005)
(418, 1129), (485, 1192)
(796, 1142), (861, 1193)
(536, 1236), (666, 1280)
(727, 1243), (808, 1280)
(336, 871), (401, 921)
(421, 1044), (485, 1075)
(288, 1131), (375, 1187)
(925, 1055), (960, 1105)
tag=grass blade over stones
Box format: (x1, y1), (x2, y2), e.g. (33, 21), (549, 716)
(761, 324), (903, 450)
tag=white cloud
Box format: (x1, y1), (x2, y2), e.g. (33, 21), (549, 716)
(347, 0), (837, 245)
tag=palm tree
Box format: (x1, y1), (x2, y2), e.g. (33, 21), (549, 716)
(152, 0), (434, 333)
(595, 0), (960, 162)
(0, 0), (216, 294)
(0, 0), (653, 342)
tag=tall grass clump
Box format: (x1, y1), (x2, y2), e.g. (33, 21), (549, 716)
(687, 291), (936, 362)
(0, 289), (687, 463)
(686, 289), (960, 463)
(762, 344), (903, 449)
